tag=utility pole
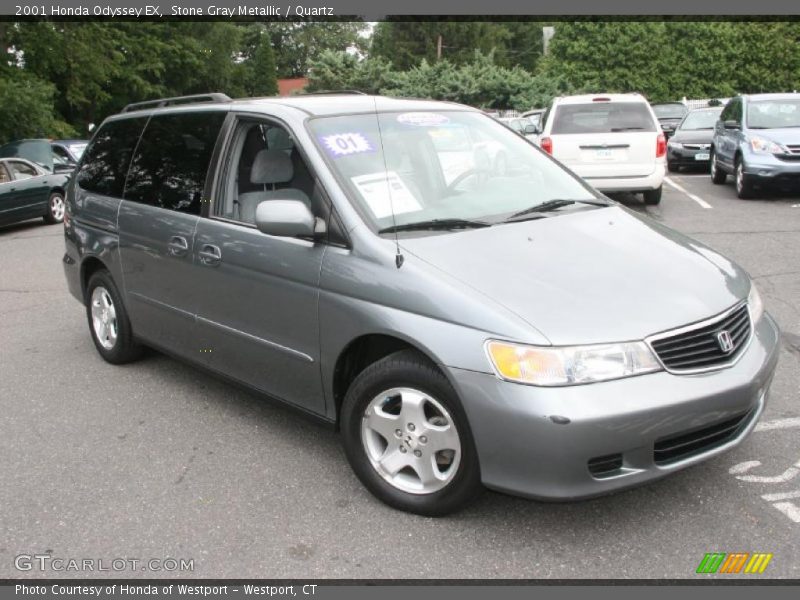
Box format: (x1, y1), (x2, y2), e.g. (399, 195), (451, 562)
(437, 34), (442, 61)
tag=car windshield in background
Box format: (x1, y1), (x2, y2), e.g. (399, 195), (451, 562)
(68, 143), (88, 159)
(653, 104), (688, 119)
(551, 103), (657, 134)
(308, 111), (599, 233)
(747, 99), (800, 129)
(679, 109), (722, 130)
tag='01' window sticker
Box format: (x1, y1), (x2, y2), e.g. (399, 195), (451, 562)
(320, 132), (375, 158)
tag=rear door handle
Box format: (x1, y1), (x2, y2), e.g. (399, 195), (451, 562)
(167, 236), (189, 257)
(198, 244), (222, 267)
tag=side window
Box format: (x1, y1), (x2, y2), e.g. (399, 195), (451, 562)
(77, 118), (147, 197)
(9, 161), (38, 180)
(0, 164), (10, 183)
(731, 99), (743, 124)
(216, 119), (319, 226)
(720, 100), (733, 122)
(125, 111), (225, 215)
(52, 145), (71, 164)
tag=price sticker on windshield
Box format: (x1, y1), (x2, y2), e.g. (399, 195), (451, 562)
(320, 133), (375, 157)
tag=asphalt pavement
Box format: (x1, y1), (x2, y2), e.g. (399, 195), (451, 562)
(1, 170), (799, 579)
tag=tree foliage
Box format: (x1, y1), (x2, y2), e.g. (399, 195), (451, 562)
(0, 70), (74, 141)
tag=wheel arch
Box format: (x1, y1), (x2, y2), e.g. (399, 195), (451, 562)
(331, 333), (445, 428)
(80, 256), (110, 301)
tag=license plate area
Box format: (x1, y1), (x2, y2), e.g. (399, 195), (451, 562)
(695, 152), (710, 161)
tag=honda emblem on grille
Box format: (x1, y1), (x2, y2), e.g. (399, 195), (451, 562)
(717, 330), (734, 353)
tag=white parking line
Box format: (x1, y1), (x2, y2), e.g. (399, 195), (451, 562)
(762, 490), (800, 502)
(664, 177), (713, 209)
(755, 417), (800, 432)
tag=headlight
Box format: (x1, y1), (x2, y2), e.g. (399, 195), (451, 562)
(749, 136), (784, 154)
(748, 282), (764, 324)
(486, 340), (662, 387)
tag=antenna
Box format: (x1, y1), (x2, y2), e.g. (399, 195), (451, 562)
(372, 96), (404, 269)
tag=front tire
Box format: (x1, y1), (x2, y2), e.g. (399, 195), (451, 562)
(341, 350), (482, 516)
(44, 192), (65, 224)
(710, 151), (726, 184)
(85, 270), (143, 364)
(735, 158), (755, 199)
(643, 186), (662, 206)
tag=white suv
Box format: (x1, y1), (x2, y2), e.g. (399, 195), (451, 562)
(539, 93), (666, 205)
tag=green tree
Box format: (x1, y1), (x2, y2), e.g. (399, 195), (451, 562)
(307, 50), (393, 94)
(0, 69), (74, 143)
(269, 22), (367, 78)
(246, 31), (279, 96)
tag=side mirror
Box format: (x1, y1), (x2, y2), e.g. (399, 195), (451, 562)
(723, 120), (740, 130)
(53, 162), (76, 174)
(255, 199), (320, 238)
(523, 123), (540, 135)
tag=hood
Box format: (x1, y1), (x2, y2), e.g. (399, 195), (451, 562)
(749, 127), (800, 146)
(400, 207), (749, 345)
(0, 139), (53, 171)
(671, 129), (714, 144)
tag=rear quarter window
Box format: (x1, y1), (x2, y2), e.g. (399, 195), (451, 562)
(124, 111), (226, 215)
(551, 103), (657, 134)
(76, 118), (147, 197)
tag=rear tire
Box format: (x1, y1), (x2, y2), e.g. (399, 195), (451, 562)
(341, 350), (482, 516)
(85, 270), (143, 364)
(643, 186), (662, 206)
(710, 151), (726, 184)
(44, 192), (65, 224)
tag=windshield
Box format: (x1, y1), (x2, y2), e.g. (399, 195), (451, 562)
(308, 111), (599, 233)
(747, 99), (800, 129)
(679, 109), (722, 130)
(551, 103), (657, 134)
(653, 104), (688, 119)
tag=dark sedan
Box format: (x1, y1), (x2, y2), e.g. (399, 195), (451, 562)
(667, 107), (724, 172)
(0, 157), (70, 228)
(652, 102), (689, 138)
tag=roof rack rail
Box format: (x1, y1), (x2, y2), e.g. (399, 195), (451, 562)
(298, 90), (368, 96)
(121, 93), (232, 113)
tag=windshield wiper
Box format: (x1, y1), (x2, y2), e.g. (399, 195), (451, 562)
(504, 198), (611, 222)
(378, 218), (491, 234)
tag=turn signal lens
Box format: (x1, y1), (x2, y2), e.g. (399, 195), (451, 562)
(748, 283), (764, 324)
(540, 136), (553, 154)
(656, 133), (667, 158)
(486, 340), (661, 387)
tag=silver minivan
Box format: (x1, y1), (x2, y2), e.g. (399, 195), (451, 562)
(63, 93), (780, 515)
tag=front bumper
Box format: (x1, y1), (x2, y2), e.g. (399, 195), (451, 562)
(743, 151), (800, 184)
(585, 163), (665, 193)
(668, 145), (711, 166)
(448, 313), (780, 500)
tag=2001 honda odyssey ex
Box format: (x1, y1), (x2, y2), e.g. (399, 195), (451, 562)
(62, 93), (780, 515)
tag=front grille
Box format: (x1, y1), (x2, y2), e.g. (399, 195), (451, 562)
(786, 144), (800, 154)
(587, 453), (623, 478)
(683, 143), (710, 150)
(653, 412), (750, 465)
(649, 304), (751, 372)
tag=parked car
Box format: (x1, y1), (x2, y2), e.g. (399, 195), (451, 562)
(499, 116), (539, 143)
(652, 102), (689, 138)
(0, 157), (69, 227)
(711, 93), (800, 198)
(0, 139), (77, 173)
(539, 93), (666, 204)
(63, 93), (779, 515)
(667, 106), (724, 172)
(52, 139), (89, 163)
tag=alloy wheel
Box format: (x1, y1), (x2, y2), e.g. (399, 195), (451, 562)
(90, 286), (118, 350)
(360, 387), (461, 495)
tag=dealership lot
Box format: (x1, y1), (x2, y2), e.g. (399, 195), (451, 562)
(1, 174), (798, 579)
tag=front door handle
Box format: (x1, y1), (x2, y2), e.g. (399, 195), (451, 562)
(167, 236), (189, 257)
(198, 244), (222, 267)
